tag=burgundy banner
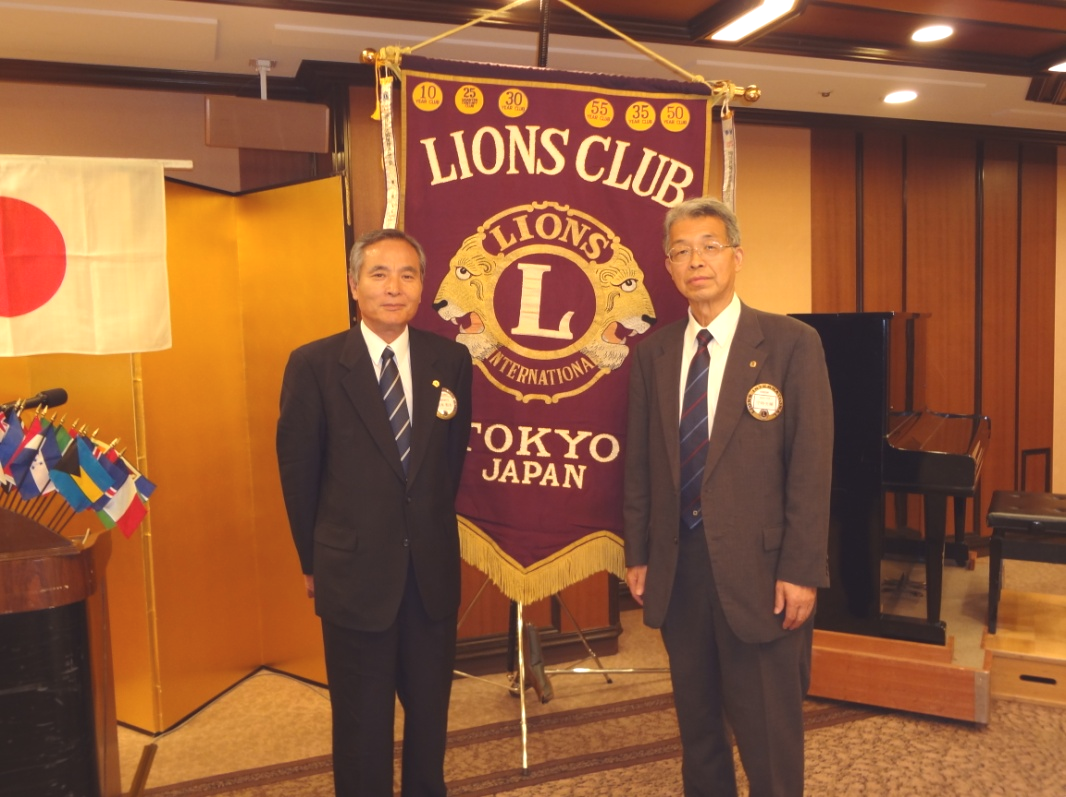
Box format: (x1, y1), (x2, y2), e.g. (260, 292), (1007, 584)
(400, 56), (713, 601)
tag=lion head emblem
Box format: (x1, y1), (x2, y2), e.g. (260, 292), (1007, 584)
(432, 233), (505, 361)
(434, 233), (655, 372)
(581, 242), (655, 370)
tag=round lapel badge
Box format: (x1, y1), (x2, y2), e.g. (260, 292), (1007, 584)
(436, 386), (458, 419)
(746, 383), (783, 421)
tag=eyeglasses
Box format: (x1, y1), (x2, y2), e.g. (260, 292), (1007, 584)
(667, 242), (737, 265)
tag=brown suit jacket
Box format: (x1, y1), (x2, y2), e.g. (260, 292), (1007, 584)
(623, 302), (833, 643)
(276, 325), (473, 633)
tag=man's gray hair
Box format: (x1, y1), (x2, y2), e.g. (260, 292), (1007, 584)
(663, 197), (741, 252)
(348, 229), (427, 285)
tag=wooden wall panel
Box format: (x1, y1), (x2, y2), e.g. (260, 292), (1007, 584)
(1057, 149), (1066, 495)
(904, 135), (978, 417)
(979, 140), (1021, 511)
(0, 80), (241, 191)
(862, 132), (905, 312)
(862, 130), (910, 531)
(1017, 144), (1058, 492)
(735, 125), (813, 314)
(349, 85), (386, 237)
(237, 149), (318, 192)
(811, 128), (857, 312)
(456, 565), (615, 670)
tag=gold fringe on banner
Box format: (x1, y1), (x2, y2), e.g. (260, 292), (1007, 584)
(459, 519), (626, 605)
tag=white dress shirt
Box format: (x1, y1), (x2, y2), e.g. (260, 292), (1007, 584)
(678, 293), (741, 437)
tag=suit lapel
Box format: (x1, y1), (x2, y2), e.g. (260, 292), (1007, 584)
(406, 329), (440, 488)
(652, 321), (686, 491)
(339, 328), (407, 481)
(704, 303), (766, 480)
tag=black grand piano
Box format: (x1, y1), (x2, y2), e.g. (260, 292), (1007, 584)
(791, 312), (990, 645)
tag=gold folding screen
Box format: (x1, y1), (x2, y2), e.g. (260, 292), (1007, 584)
(0, 176), (347, 731)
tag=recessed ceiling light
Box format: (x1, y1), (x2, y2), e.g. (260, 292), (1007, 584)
(710, 0), (799, 43)
(912, 25), (954, 43)
(884, 90), (918, 104)
(1050, 62), (1066, 72)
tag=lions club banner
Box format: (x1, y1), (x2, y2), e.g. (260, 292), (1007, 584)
(399, 56), (712, 602)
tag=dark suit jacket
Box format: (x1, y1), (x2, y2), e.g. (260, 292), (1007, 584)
(623, 302), (833, 644)
(276, 325), (473, 633)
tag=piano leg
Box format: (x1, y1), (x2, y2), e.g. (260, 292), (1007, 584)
(988, 531), (1003, 633)
(923, 494), (947, 625)
(951, 495), (970, 566)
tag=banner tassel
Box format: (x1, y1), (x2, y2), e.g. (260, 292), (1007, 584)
(378, 69), (399, 228)
(459, 520), (626, 605)
(721, 99), (737, 211)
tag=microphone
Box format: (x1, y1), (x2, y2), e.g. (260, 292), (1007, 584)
(0, 388), (68, 414)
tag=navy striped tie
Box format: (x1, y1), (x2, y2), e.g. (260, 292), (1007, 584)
(379, 347), (412, 475)
(679, 329), (713, 529)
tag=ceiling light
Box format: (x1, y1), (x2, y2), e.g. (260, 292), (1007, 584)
(711, 0), (799, 43)
(1050, 62), (1066, 72)
(912, 25), (953, 43)
(884, 90), (917, 104)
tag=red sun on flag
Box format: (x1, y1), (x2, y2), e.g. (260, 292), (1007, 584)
(0, 196), (67, 318)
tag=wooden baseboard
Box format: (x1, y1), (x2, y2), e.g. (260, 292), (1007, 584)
(810, 629), (990, 723)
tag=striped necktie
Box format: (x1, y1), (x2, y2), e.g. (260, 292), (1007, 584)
(379, 347), (412, 475)
(679, 329), (713, 529)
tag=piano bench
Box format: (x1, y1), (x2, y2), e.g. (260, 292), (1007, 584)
(986, 490), (1066, 634)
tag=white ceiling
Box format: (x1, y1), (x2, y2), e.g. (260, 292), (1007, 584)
(1, 0), (1064, 135)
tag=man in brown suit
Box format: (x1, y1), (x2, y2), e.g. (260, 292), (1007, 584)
(276, 229), (472, 796)
(623, 198), (833, 797)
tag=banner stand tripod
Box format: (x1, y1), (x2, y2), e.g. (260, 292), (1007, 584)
(453, 575), (669, 774)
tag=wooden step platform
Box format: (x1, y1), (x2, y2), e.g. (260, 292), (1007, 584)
(983, 590), (1066, 708)
(810, 629), (990, 724)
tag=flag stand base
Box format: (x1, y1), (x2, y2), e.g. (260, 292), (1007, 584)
(453, 575), (670, 773)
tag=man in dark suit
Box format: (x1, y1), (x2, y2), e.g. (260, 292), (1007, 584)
(276, 229), (472, 797)
(623, 198), (833, 797)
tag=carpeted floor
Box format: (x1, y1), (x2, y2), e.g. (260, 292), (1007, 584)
(136, 689), (1066, 797)
(141, 695), (882, 797)
(122, 560), (1066, 796)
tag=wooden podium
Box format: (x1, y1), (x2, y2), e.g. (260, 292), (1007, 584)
(0, 509), (119, 797)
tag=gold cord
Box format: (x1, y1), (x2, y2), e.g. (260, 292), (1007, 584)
(361, 0), (760, 105)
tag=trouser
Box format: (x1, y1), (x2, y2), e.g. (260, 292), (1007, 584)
(321, 562), (457, 797)
(660, 527), (812, 797)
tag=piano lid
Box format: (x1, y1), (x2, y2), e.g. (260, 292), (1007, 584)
(884, 411), (990, 495)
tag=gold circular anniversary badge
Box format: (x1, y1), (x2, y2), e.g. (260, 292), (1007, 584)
(454, 84), (484, 115)
(584, 97), (614, 128)
(411, 81), (443, 112)
(660, 102), (690, 132)
(746, 383), (783, 421)
(498, 87), (529, 118)
(625, 101), (656, 132)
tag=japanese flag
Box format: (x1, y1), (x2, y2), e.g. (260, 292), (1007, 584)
(0, 154), (171, 355)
